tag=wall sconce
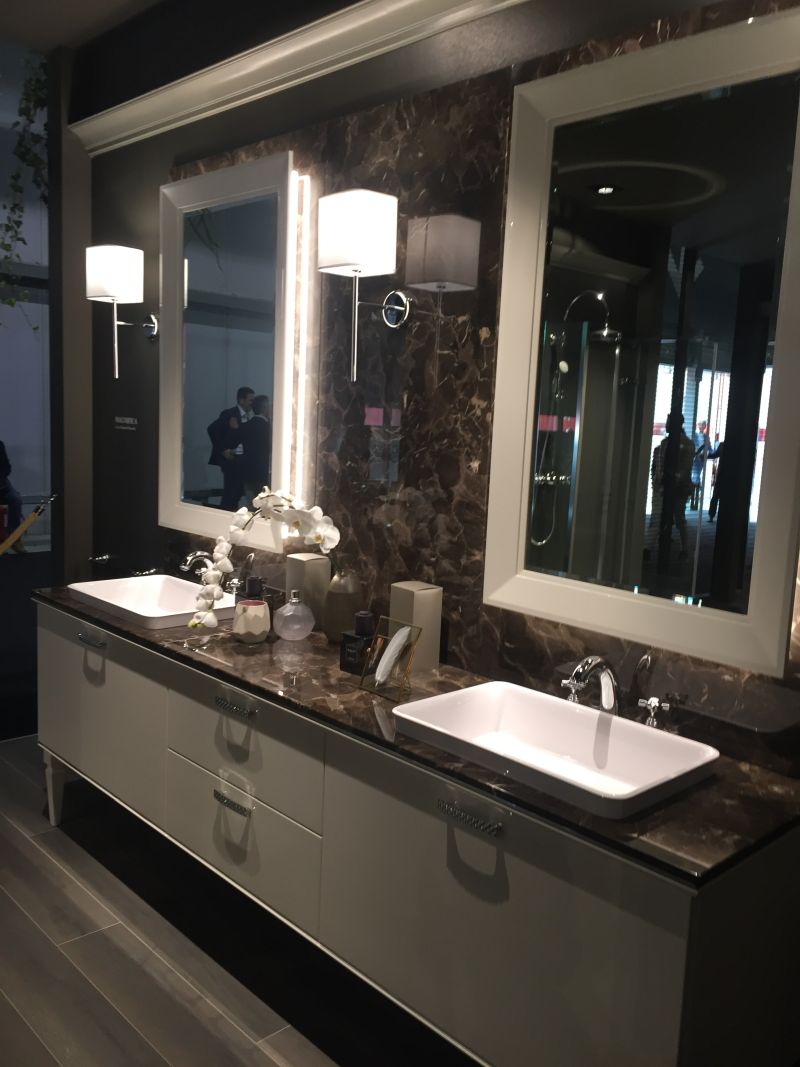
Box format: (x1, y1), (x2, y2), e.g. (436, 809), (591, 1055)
(317, 190), (398, 382)
(85, 244), (158, 380)
(405, 213), (481, 381)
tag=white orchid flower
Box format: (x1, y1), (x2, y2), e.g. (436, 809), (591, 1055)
(189, 609), (218, 629)
(258, 488), (294, 515)
(231, 508), (251, 530)
(305, 515), (341, 553)
(201, 567), (222, 585)
(196, 586), (215, 604)
(281, 506), (319, 536)
(252, 486), (276, 509)
(228, 526), (245, 544)
(216, 555), (234, 574)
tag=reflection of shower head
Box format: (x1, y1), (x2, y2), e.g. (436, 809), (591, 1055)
(558, 360), (569, 374)
(590, 324), (622, 343)
(563, 288), (622, 345)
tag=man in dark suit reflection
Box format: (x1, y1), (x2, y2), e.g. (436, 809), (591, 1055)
(241, 394), (272, 502)
(207, 386), (254, 510)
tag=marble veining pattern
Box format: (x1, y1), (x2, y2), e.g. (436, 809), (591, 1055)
(166, 2), (800, 776)
(34, 588), (800, 885)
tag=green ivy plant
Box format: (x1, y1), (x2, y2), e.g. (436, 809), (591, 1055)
(0, 54), (48, 314)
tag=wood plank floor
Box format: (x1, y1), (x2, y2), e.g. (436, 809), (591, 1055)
(0, 737), (474, 1067)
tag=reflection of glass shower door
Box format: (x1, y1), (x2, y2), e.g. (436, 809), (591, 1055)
(568, 334), (645, 586)
(525, 321), (584, 574)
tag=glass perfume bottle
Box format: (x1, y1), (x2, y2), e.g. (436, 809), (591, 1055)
(273, 589), (315, 641)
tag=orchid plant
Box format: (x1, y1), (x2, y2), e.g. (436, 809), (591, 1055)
(188, 488), (340, 629)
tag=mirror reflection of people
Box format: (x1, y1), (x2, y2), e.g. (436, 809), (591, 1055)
(690, 419), (711, 510)
(708, 439), (729, 522)
(207, 386), (254, 510)
(0, 439), (25, 552)
(241, 394), (272, 502)
(651, 412), (694, 561)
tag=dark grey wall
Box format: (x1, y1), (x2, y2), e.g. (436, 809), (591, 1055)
(84, 0), (708, 568)
(71, 0), (707, 122)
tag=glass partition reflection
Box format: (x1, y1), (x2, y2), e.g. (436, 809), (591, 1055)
(181, 194), (277, 511)
(526, 71), (798, 613)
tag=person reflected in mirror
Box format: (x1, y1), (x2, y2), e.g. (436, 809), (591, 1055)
(241, 394), (272, 503)
(0, 439), (26, 552)
(651, 412), (694, 561)
(690, 420), (711, 510)
(707, 439), (730, 522)
(207, 386), (254, 510)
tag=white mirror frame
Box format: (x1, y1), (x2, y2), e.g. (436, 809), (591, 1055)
(158, 153), (294, 551)
(485, 11), (800, 677)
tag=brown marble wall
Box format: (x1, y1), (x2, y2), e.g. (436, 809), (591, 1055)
(172, 0), (800, 773)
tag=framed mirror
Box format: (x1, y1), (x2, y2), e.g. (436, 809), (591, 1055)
(158, 153), (294, 551)
(486, 13), (800, 676)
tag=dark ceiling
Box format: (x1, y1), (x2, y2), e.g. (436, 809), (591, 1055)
(0, 0), (166, 52)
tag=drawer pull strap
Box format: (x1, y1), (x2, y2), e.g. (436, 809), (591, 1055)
(77, 632), (107, 652)
(215, 694), (257, 719)
(213, 788), (253, 818)
(437, 798), (502, 838)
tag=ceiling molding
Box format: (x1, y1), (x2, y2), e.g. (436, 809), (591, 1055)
(70, 0), (528, 156)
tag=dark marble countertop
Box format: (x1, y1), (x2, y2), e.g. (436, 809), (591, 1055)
(34, 587), (800, 886)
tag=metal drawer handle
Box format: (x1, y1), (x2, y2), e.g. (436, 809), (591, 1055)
(437, 797), (502, 838)
(77, 632), (107, 652)
(215, 694), (257, 719)
(213, 788), (253, 818)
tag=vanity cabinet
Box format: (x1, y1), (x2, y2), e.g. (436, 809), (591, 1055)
(37, 604), (169, 825)
(38, 601), (798, 1067)
(320, 732), (693, 1067)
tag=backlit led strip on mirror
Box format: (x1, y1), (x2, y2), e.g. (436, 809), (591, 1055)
(282, 170), (312, 505)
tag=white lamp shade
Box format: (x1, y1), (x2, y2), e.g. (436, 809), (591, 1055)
(86, 245), (144, 303)
(405, 214), (481, 292)
(317, 190), (397, 277)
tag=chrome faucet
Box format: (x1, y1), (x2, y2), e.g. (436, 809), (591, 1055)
(227, 552), (255, 599)
(179, 550), (214, 579)
(561, 655), (620, 715)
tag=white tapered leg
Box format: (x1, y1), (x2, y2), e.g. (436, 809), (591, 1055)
(44, 751), (70, 826)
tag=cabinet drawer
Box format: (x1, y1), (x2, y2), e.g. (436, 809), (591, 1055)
(165, 750), (321, 937)
(166, 668), (324, 833)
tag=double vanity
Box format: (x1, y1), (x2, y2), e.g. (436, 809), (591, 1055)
(34, 583), (800, 1067)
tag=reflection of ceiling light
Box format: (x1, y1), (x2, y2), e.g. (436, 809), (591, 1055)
(595, 185), (615, 195)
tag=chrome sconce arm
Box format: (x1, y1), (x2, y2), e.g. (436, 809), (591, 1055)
(317, 199), (481, 385)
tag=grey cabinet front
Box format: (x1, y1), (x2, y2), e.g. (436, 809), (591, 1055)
(167, 666), (324, 833)
(37, 605), (168, 825)
(166, 750), (322, 936)
(320, 732), (693, 1067)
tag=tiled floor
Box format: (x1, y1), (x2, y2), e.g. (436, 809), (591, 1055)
(0, 736), (474, 1067)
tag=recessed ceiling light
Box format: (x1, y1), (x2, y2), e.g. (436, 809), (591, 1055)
(595, 185), (615, 196)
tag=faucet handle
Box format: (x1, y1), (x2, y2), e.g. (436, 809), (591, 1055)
(637, 696), (670, 728)
(561, 678), (585, 702)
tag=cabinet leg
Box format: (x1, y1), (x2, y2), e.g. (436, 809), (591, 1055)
(44, 751), (70, 827)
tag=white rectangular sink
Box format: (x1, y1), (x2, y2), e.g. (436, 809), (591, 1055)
(67, 574), (235, 630)
(394, 681), (719, 818)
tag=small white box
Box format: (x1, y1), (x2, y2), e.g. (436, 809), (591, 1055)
(285, 553), (331, 627)
(389, 581), (443, 672)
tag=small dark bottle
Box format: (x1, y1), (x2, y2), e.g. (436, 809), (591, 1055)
(340, 611), (375, 675)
